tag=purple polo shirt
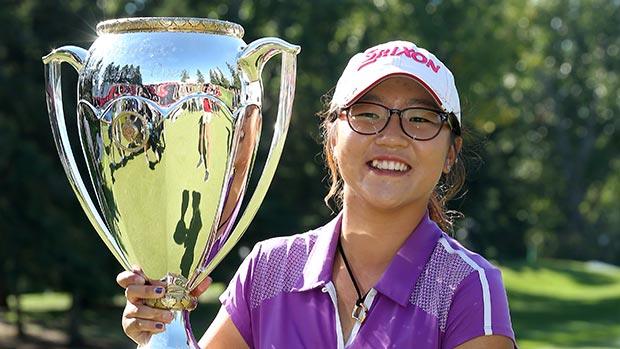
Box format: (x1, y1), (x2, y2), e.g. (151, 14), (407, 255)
(220, 213), (517, 348)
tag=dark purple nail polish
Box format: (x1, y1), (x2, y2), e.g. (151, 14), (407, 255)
(156, 323), (164, 329)
(155, 287), (164, 294)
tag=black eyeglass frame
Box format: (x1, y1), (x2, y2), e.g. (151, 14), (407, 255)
(343, 101), (461, 141)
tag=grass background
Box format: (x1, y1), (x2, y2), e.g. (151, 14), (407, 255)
(502, 259), (620, 349)
(1, 259), (619, 348)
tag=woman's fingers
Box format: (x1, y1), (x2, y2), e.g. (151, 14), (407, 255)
(117, 265), (150, 288)
(125, 284), (166, 304)
(122, 315), (166, 343)
(124, 314), (168, 334)
(118, 265), (169, 304)
(117, 270), (146, 288)
(190, 276), (213, 297)
(118, 266), (178, 345)
(124, 301), (175, 324)
(122, 301), (175, 343)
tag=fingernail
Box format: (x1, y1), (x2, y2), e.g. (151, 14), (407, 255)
(164, 311), (174, 322)
(155, 287), (164, 294)
(156, 323), (164, 329)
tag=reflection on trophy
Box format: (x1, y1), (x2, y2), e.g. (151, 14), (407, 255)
(42, 17), (300, 348)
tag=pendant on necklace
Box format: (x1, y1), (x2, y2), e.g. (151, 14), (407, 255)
(351, 301), (368, 323)
(338, 237), (369, 324)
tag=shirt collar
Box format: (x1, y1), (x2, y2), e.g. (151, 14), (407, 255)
(292, 211), (442, 304)
(292, 213), (342, 292)
(374, 212), (442, 306)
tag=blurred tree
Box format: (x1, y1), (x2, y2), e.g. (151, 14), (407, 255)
(0, 0), (138, 344)
(468, 0), (620, 262)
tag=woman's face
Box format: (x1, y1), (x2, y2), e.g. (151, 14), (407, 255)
(331, 77), (460, 213)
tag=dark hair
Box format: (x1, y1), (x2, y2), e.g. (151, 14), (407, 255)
(317, 97), (467, 233)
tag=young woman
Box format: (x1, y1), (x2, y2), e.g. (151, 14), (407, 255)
(118, 40), (518, 349)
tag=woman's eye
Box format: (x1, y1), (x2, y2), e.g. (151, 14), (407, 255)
(409, 116), (432, 123)
(355, 112), (381, 119)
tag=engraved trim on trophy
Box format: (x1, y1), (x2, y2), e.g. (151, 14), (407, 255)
(111, 111), (150, 153)
(144, 274), (198, 311)
(96, 17), (245, 38)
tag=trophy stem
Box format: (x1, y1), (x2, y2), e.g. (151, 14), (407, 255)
(142, 309), (200, 349)
(140, 274), (200, 348)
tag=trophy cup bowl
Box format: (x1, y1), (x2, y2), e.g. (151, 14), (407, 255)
(42, 17), (299, 348)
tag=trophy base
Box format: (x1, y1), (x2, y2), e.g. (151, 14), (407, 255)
(141, 309), (201, 349)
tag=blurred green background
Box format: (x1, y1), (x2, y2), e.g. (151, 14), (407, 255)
(1, 0), (619, 348)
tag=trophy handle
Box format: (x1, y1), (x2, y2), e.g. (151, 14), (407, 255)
(42, 46), (131, 270)
(202, 39), (300, 276)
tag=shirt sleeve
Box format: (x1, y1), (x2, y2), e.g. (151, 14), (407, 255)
(442, 267), (518, 349)
(219, 243), (260, 348)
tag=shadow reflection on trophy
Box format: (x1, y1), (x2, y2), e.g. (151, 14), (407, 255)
(174, 190), (202, 277)
(172, 101), (261, 278)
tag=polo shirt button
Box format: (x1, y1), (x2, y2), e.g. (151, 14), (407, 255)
(321, 287), (328, 293)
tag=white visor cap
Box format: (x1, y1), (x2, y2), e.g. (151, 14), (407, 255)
(332, 40), (461, 125)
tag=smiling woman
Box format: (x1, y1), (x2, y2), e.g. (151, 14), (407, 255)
(321, 43), (465, 233)
(118, 40), (518, 349)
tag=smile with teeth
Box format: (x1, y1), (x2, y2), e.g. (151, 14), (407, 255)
(370, 159), (410, 172)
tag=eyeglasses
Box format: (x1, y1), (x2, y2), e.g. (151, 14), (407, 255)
(344, 101), (456, 141)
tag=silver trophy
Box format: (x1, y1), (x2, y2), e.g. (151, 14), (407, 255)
(42, 17), (300, 348)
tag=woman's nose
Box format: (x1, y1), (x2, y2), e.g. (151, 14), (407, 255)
(376, 112), (408, 146)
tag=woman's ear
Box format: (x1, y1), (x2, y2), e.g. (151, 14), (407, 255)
(444, 136), (462, 173)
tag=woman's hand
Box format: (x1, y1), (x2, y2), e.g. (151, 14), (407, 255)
(117, 266), (213, 346)
(116, 266), (174, 346)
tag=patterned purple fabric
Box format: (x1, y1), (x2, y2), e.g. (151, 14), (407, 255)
(220, 213), (517, 348)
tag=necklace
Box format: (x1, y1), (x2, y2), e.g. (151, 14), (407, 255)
(337, 238), (368, 324)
